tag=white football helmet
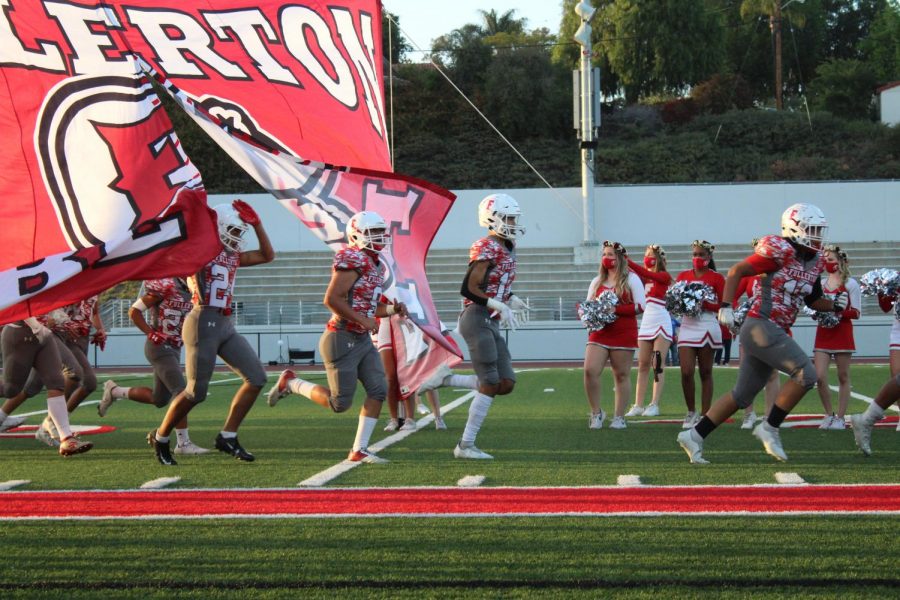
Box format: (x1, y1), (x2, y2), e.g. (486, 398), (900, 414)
(478, 193), (525, 240)
(781, 203), (828, 250)
(346, 211), (390, 252)
(213, 204), (249, 252)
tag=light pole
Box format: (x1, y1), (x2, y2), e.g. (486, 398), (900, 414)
(773, 0), (804, 110)
(573, 0), (597, 245)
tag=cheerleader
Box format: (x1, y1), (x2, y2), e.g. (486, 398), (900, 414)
(675, 240), (725, 428)
(584, 241), (645, 430)
(813, 246), (861, 430)
(625, 244), (672, 418)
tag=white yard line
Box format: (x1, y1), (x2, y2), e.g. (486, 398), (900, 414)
(828, 385), (899, 412)
(774, 472), (807, 485)
(0, 480), (30, 491)
(139, 477), (182, 490)
(297, 391), (476, 487)
(617, 475), (642, 487)
(18, 400), (99, 419)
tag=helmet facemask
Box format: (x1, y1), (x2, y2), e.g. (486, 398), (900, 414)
(781, 203), (828, 251)
(213, 204), (249, 252)
(347, 211), (391, 253)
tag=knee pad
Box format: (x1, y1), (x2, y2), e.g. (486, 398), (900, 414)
(328, 395), (353, 413)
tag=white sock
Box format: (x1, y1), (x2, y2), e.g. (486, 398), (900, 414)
(219, 430), (237, 439)
(288, 378), (317, 399)
(112, 386), (130, 399)
(46, 395), (72, 439)
(155, 432), (169, 443)
(175, 428), (190, 446)
(863, 403), (885, 425)
(447, 374), (478, 389)
(461, 392), (493, 445)
(353, 416), (378, 452)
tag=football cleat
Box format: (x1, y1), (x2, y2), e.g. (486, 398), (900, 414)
(214, 433), (255, 462)
(59, 435), (93, 457)
(0, 414), (27, 433)
(741, 410), (757, 430)
(148, 430), (177, 466)
(753, 422), (788, 462)
(98, 379), (117, 417)
(35, 419), (60, 448)
(849, 414), (872, 456)
(642, 404), (660, 417)
(676, 429), (709, 464)
(418, 364), (452, 393)
(453, 443), (493, 459)
(266, 369), (295, 407)
(347, 448), (389, 463)
(174, 441), (211, 455)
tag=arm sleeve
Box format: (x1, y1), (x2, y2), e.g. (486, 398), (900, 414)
(733, 277), (750, 303)
(629, 272), (646, 314)
(745, 253), (780, 274)
(586, 276), (601, 301)
(843, 279), (862, 320)
(627, 259), (671, 285)
(460, 264), (487, 306)
(803, 277), (824, 307)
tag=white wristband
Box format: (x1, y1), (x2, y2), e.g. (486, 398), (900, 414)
(131, 298), (148, 312)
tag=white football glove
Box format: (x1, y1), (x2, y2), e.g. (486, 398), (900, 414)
(717, 305), (735, 330)
(832, 291), (849, 312)
(508, 294), (530, 324)
(486, 297), (519, 331)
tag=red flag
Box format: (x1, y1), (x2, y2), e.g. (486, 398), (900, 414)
(389, 317), (462, 399)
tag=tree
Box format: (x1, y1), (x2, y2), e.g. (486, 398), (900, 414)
(860, 1), (900, 82)
(601, 0), (726, 103)
(478, 8), (527, 36)
(808, 58), (878, 118)
(822, 0), (888, 60)
(430, 24), (493, 94)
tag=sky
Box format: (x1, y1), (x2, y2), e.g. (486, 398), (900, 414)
(382, 0), (565, 55)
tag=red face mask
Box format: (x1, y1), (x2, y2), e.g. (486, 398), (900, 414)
(824, 262), (838, 273)
(601, 257), (617, 270)
(692, 257), (709, 270)
(643, 256), (657, 268)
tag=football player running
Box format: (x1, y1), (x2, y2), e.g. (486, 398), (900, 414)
(265, 211), (406, 464)
(452, 193), (527, 459)
(677, 203), (848, 464)
(100, 277), (208, 455)
(148, 200), (274, 465)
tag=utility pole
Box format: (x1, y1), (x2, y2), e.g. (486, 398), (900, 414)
(573, 0), (597, 246)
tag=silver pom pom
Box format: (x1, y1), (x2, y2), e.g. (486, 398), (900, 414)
(730, 300), (753, 334)
(665, 281), (716, 318)
(859, 268), (900, 297)
(577, 290), (619, 331)
(806, 294), (840, 328)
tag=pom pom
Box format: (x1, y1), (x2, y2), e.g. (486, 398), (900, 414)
(859, 268), (900, 297)
(665, 281), (716, 318)
(805, 294), (840, 329)
(729, 300), (753, 334)
(577, 290), (619, 331)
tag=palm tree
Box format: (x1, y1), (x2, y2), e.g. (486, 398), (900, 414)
(478, 8), (526, 36)
(740, 0), (808, 109)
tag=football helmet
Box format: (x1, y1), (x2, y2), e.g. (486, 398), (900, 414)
(781, 203), (828, 250)
(478, 193), (524, 240)
(346, 211), (390, 252)
(213, 204), (249, 252)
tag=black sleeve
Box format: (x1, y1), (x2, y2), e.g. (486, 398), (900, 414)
(460, 263), (487, 306)
(803, 277), (824, 307)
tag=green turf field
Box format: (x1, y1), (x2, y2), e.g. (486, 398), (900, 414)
(1, 365), (897, 597)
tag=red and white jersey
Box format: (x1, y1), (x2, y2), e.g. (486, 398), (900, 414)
(39, 296), (98, 338)
(327, 247), (384, 334)
(747, 235), (825, 331)
(188, 249), (240, 308)
(143, 278), (193, 344)
(463, 236), (517, 307)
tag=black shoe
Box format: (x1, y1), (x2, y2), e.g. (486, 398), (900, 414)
(147, 429), (177, 466)
(214, 433), (255, 462)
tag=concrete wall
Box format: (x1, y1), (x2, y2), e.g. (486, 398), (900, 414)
(218, 179), (899, 251)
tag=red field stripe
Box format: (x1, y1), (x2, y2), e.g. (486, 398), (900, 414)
(3, 486), (899, 518)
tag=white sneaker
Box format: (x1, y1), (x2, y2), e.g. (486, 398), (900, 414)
(266, 369), (295, 407)
(418, 364), (452, 393)
(624, 405), (644, 417)
(740, 410), (757, 430)
(174, 441), (211, 455)
(434, 416), (447, 430)
(609, 416), (627, 429)
(98, 379), (117, 417)
(399, 418), (417, 431)
(383, 419), (399, 432)
(753, 422), (788, 461)
(589, 410), (606, 430)
(849, 414), (873, 456)
(416, 403), (431, 415)
(818, 415), (834, 430)
(643, 404), (659, 417)
(682, 412), (696, 429)
(35, 419), (60, 448)
(453, 443), (493, 459)
(676, 429), (709, 464)
(829, 416), (846, 430)
(0, 414), (27, 433)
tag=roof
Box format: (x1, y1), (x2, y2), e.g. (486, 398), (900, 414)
(876, 81), (900, 94)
